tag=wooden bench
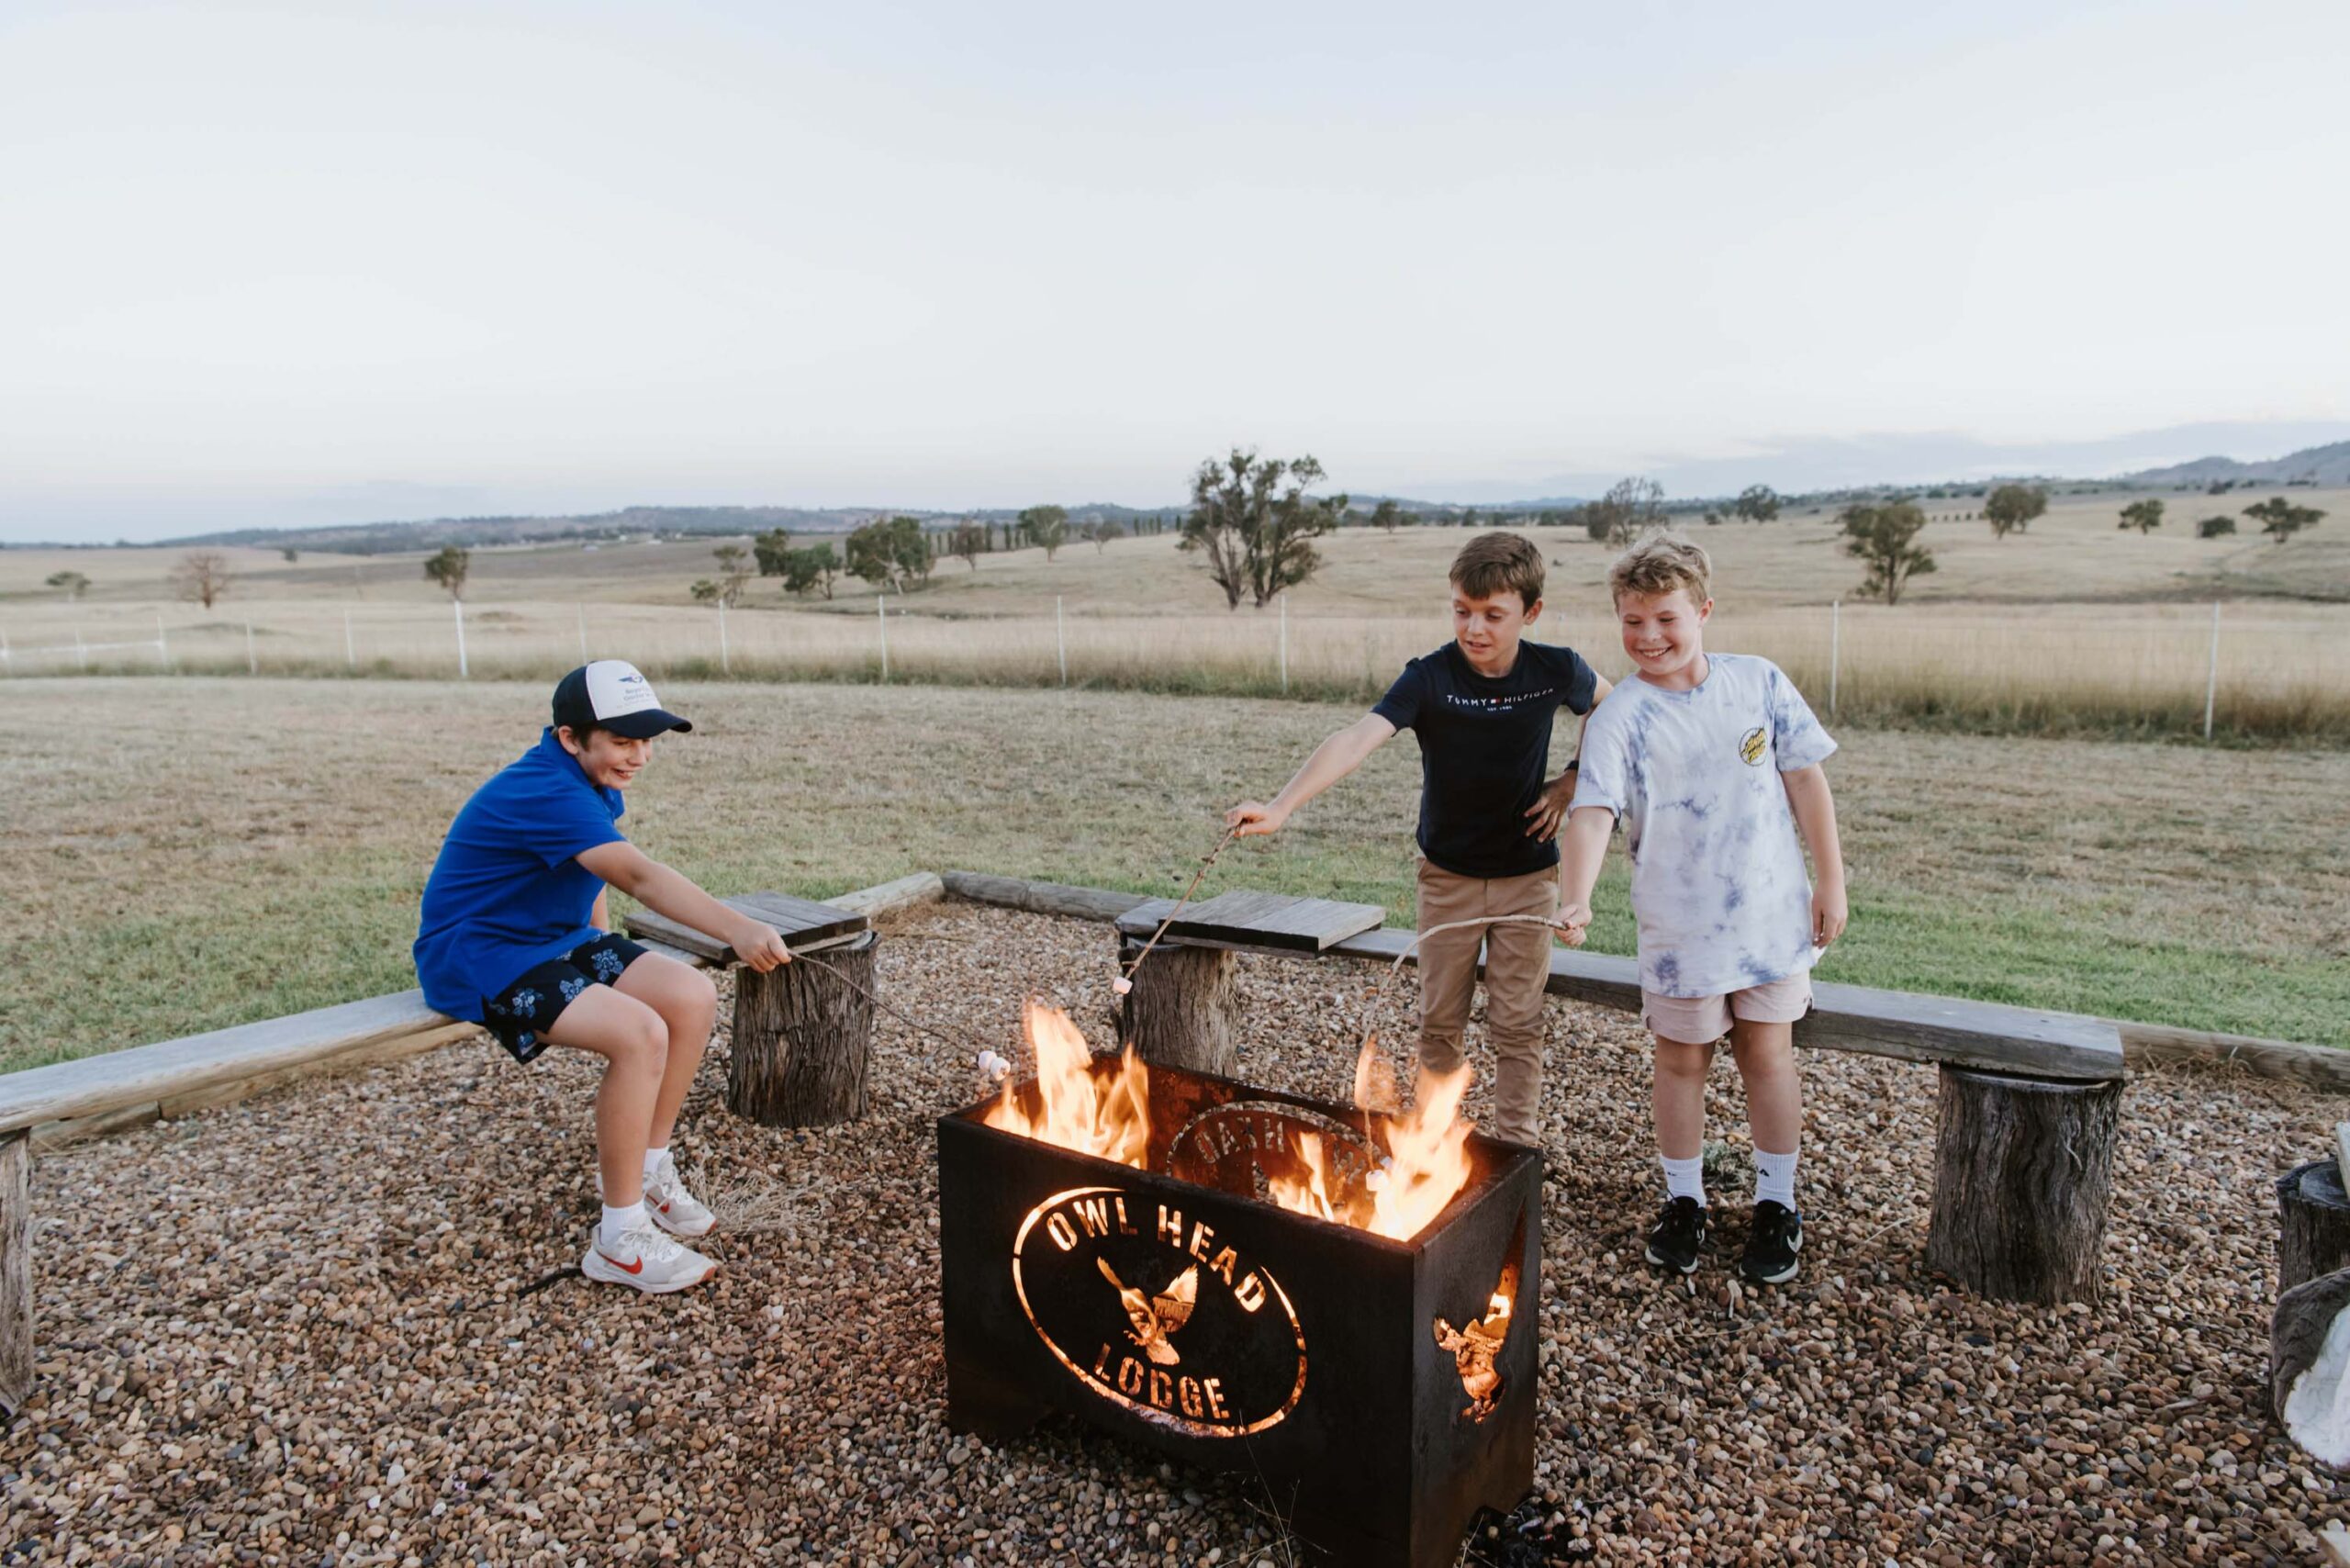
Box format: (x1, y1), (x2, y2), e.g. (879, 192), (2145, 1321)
(0, 871), (942, 1417)
(946, 872), (2127, 1305)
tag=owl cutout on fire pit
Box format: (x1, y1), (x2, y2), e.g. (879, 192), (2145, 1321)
(1433, 1210), (1527, 1423)
(1097, 1258), (1198, 1367)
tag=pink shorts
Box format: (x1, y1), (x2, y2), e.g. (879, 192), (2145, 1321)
(1641, 973), (1813, 1045)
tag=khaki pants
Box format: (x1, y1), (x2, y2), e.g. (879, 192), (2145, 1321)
(1415, 859), (1558, 1148)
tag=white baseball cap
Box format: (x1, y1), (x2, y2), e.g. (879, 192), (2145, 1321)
(551, 660), (693, 739)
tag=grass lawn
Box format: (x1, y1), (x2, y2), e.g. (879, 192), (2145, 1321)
(3, 676), (2344, 1070)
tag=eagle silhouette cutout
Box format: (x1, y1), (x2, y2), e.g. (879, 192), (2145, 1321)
(1097, 1257), (1199, 1367)
(1433, 1208), (1527, 1422)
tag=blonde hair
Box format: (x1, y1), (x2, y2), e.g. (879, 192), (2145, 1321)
(1449, 531), (1544, 609)
(1608, 532), (1711, 606)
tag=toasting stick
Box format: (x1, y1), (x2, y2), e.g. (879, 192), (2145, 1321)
(1113, 824), (1241, 996)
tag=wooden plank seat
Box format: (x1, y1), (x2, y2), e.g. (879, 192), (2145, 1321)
(961, 872), (2128, 1303)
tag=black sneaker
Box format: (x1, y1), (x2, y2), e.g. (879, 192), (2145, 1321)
(1644, 1196), (1707, 1274)
(1740, 1200), (1804, 1284)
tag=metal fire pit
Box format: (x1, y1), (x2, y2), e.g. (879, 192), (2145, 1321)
(938, 1061), (1540, 1568)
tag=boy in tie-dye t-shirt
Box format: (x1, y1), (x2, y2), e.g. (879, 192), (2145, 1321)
(1555, 535), (1848, 1287)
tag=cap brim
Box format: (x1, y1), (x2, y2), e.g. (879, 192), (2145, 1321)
(602, 710), (692, 738)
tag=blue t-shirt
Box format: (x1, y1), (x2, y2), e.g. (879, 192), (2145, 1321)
(413, 728), (629, 1020)
(1372, 640), (1600, 879)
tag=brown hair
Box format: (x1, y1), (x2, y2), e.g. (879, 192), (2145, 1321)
(1608, 532), (1711, 606)
(1449, 532), (1545, 610)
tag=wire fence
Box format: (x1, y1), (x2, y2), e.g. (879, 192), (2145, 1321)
(3, 595), (2344, 742)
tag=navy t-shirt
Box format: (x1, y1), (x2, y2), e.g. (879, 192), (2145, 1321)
(1372, 641), (1600, 879)
(413, 728), (630, 1020)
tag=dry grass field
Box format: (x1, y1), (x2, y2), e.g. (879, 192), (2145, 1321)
(4, 677), (2344, 1071)
(6, 486), (2345, 740)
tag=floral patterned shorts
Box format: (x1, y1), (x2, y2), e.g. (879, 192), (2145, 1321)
(483, 932), (650, 1064)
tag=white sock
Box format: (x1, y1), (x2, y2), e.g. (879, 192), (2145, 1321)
(600, 1201), (648, 1249)
(1754, 1148), (1799, 1209)
(643, 1145), (669, 1182)
(1661, 1154), (1707, 1207)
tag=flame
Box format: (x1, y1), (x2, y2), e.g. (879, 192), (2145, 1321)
(1363, 1062), (1476, 1240)
(1486, 1291), (1512, 1326)
(1265, 1132), (1340, 1223)
(980, 1002), (1151, 1168)
(982, 1006), (1478, 1244)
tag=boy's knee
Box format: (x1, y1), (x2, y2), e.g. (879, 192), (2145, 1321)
(614, 1010), (670, 1070)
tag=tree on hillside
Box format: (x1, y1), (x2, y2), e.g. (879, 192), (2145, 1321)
(1735, 484), (1781, 525)
(422, 545), (470, 600)
(173, 551), (233, 610)
(1081, 518), (1124, 554)
(1583, 477), (1666, 547)
(281, 547), (300, 564)
(752, 528), (793, 577)
(2196, 514), (2237, 539)
(781, 543), (838, 599)
(1982, 484), (2047, 539)
(2244, 496), (2324, 543)
(948, 521), (986, 570)
(2117, 498), (2164, 534)
(1840, 500), (1937, 605)
(1018, 505), (1069, 562)
(689, 543), (754, 606)
(1179, 449), (1348, 610)
(1371, 499), (1404, 532)
(44, 570), (90, 600)
(845, 516), (931, 589)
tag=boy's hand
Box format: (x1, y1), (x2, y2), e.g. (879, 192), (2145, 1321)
(1522, 774), (1577, 841)
(733, 922), (793, 972)
(1811, 883), (1848, 948)
(1225, 801), (1290, 838)
(1553, 902), (1592, 948)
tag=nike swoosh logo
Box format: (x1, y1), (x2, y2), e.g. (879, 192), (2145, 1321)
(597, 1250), (644, 1275)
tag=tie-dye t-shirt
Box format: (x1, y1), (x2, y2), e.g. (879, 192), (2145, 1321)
(1569, 654), (1836, 999)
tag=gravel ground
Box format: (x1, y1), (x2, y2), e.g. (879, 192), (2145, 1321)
(5, 901), (2347, 1566)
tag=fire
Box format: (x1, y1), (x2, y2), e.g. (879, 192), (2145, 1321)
(1267, 1042), (1479, 1241)
(1359, 1058), (1476, 1241)
(982, 1005), (1478, 1243)
(981, 1002), (1151, 1169)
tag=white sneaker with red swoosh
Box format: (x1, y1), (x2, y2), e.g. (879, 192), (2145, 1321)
(581, 1219), (716, 1294)
(595, 1157), (718, 1240)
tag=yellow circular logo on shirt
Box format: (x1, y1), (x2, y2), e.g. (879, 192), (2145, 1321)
(1738, 726), (1768, 766)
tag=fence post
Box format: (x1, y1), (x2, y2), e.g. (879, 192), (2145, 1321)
(244, 622), (256, 676)
(344, 609), (355, 671)
(453, 599), (468, 679)
(1056, 597), (1067, 687)
(1828, 599), (1841, 719)
(718, 597), (730, 676)
(74, 626), (86, 672)
(156, 610), (170, 670)
(877, 595), (889, 682)
(576, 603), (588, 665)
(2202, 601), (2221, 743)
(1279, 592), (1289, 696)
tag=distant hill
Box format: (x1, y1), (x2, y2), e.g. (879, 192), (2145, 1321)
(2121, 441), (2350, 487)
(162, 501), (1185, 556)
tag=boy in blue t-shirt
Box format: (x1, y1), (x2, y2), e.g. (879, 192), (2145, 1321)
(416, 660), (791, 1294)
(1556, 535), (1848, 1286)
(1226, 532), (1609, 1147)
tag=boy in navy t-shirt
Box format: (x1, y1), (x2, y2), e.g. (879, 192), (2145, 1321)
(1225, 532), (1610, 1147)
(416, 661), (790, 1294)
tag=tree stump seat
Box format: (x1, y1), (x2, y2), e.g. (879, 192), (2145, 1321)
(627, 891), (878, 1128)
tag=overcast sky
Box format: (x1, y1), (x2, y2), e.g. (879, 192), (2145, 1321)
(3, 0), (2345, 541)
